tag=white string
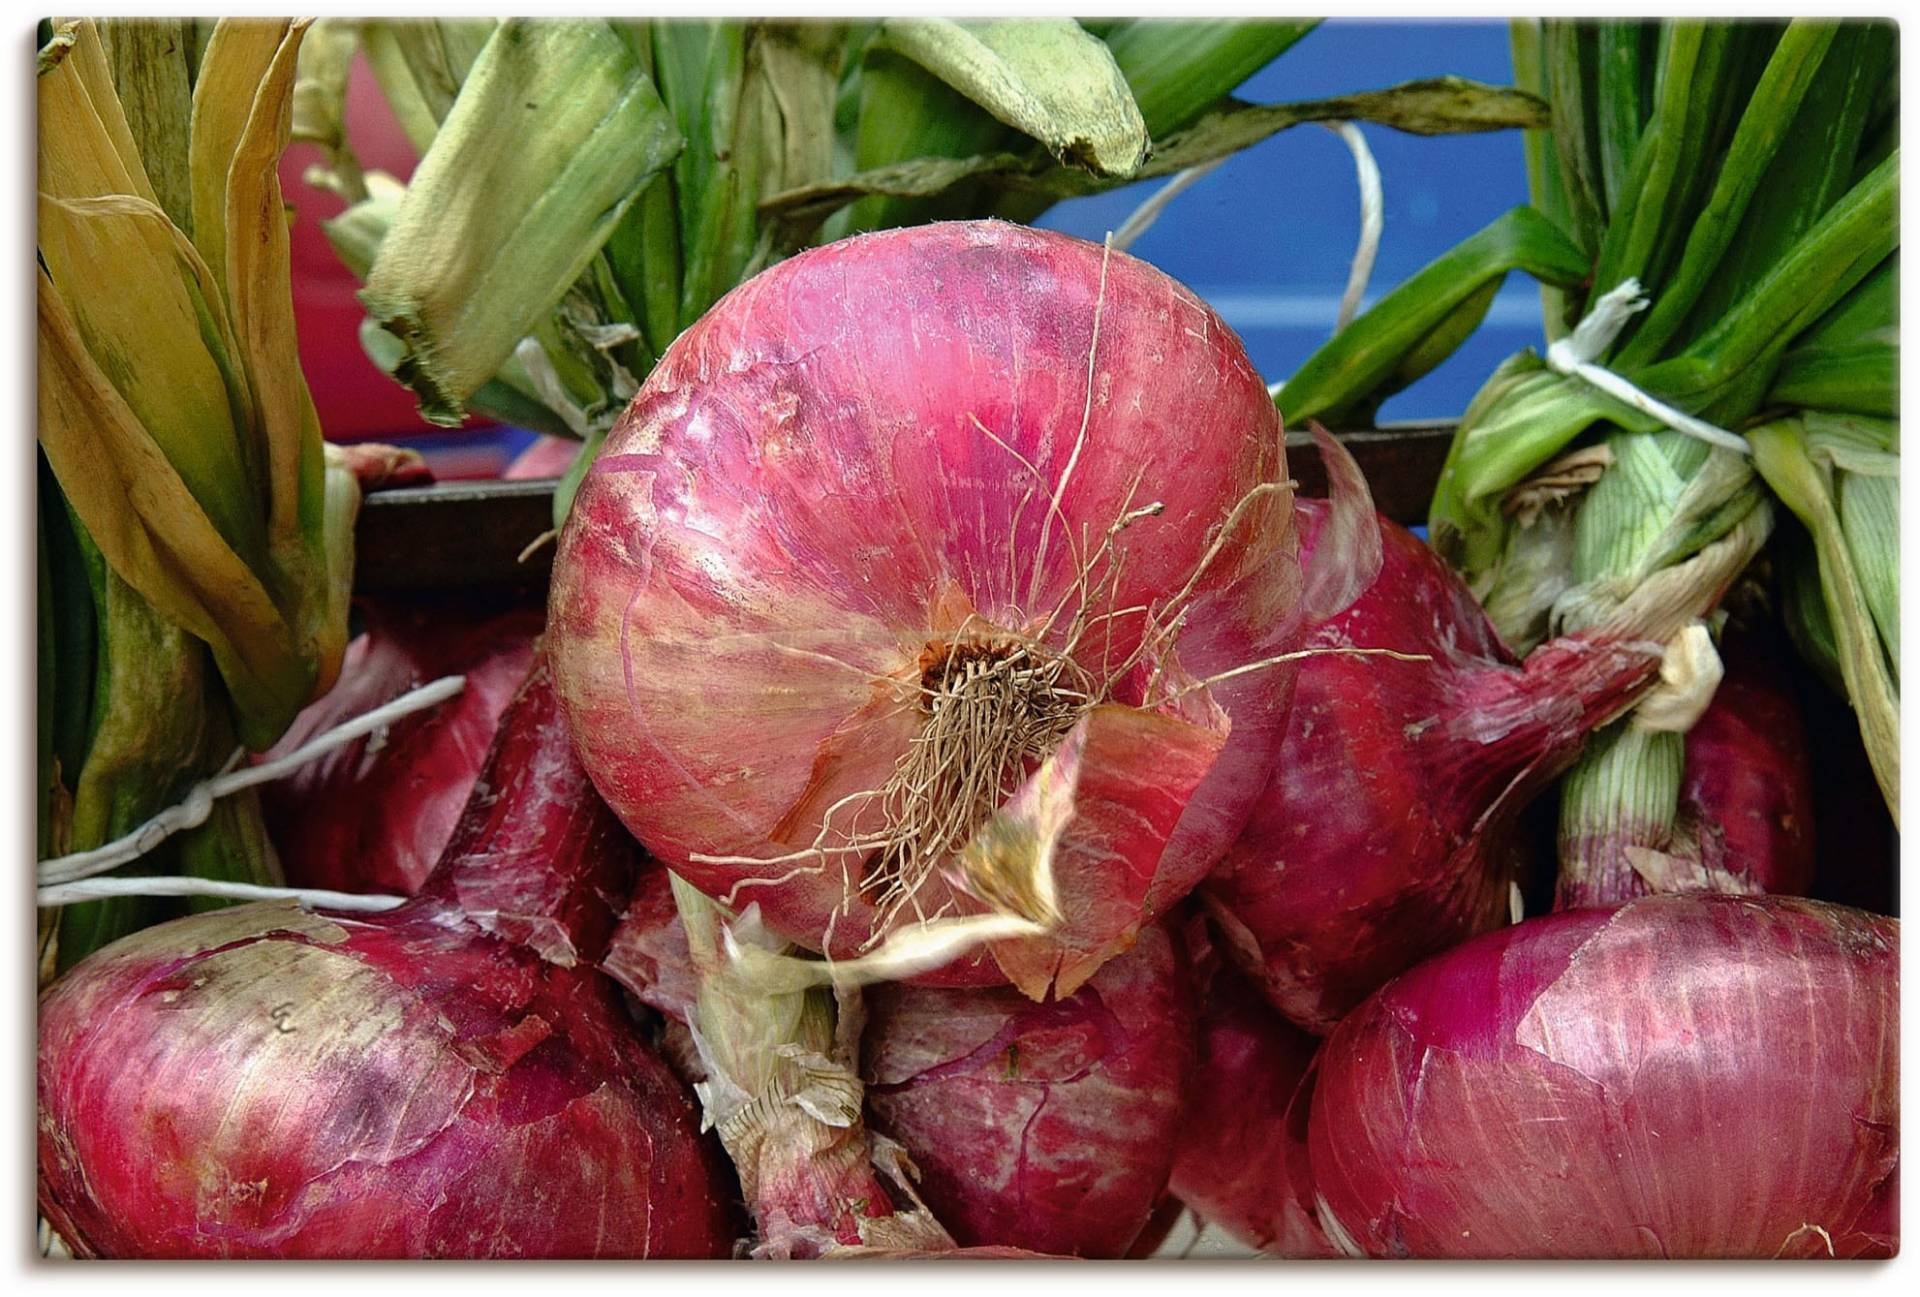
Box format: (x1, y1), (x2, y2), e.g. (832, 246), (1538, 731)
(1266, 120), (1383, 400)
(1112, 158), (1225, 252)
(37, 674), (467, 890)
(1323, 121), (1383, 332)
(1545, 279), (1751, 456)
(37, 877), (409, 913)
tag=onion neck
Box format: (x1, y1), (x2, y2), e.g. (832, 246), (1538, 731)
(668, 875), (950, 1257)
(1554, 722), (1684, 909)
(415, 650), (631, 964)
(1441, 634), (1662, 813)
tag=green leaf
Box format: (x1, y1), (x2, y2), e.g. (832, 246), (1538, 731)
(1101, 19), (1317, 137)
(1768, 336), (1896, 416)
(1593, 21), (1650, 214)
(766, 76), (1551, 239)
(360, 19), (684, 425)
(1277, 206), (1588, 429)
(1610, 20), (1841, 366)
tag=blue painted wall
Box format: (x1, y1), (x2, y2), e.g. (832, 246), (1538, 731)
(1038, 18), (1537, 423)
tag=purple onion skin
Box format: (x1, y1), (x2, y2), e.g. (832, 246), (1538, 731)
(1678, 630), (1816, 896)
(38, 658), (742, 1259)
(1168, 960), (1333, 1257)
(1557, 626), (1818, 909)
(1309, 894), (1898, 1259)
(262, 601), (542, 896)
(1203, 501), (1661, 1033)
(860, 924), (1195, 1258)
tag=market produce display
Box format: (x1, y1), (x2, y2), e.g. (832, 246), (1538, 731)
(35, 14), (1899, 1264)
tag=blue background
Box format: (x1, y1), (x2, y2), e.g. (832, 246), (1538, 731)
(1038, 18), (1533, 423)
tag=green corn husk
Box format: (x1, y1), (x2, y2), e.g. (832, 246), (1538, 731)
(876, 19), (1147, 178)
(37, 18), (346, 968)
(360, 19), (684, 425)
(39, 16), (355, 746)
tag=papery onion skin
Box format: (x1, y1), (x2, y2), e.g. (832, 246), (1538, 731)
(1168, 956), (1332, 1257)
(39, 659), (741, 1259)
(1308, 893), (1898, 1259)
(1202, 500), (1662, 1032)
(549, 220), (1303, 997)
(261, 601), (542, 896)
(858, 923), (1195, 1258)
(1679, 629), (1816, 895)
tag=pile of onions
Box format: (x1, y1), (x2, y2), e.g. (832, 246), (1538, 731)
(261, 601), (542, 895)
(1308, 893), (1898, 1258)
(860, 923), (1194, 1257)
(38, 657), (740, 1258)
(1166, 936), (1331, 1256)
(1202, 497), (1663, 1032)
(549, 220), (1320, 1001)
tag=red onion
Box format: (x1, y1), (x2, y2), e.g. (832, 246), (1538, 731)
(1202, 498), (1663, 1032)
(549, 220), (1310, 1000)
(1168, 951), (1332, 1256)
(858, 922), (1194, 1257)
(1308, 893), (1898, 1259)
(38, 656), (741, 1258)
(261, 601), (541, 896)
(1558, 625), (1817, 907)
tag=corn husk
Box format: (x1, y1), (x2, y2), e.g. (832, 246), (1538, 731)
(37, 18), (344, 967)
(360, 20), (683, 425)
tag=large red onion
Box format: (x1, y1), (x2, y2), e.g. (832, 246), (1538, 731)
(859, 922), (1195, 1257)
(1168, 948), (1332, 1256)
(261, 601), (541, 895)
(549, 220), (1310, 1000)
(38, 657), (741, 1258)
(1309, 893), (1898, 1259)
(1202, 498), (1662, 1032)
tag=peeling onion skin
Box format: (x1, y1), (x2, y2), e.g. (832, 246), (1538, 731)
(1308, 894), (1898, 1259)
(860, 924), (1196, 1257)
(1202, 501), (1663, 1033)
(38, 659), (741, 1259)
(261, 602), (542, 896)
(1168, 959), (1333, 1257)
(549, 220), (1304, 998)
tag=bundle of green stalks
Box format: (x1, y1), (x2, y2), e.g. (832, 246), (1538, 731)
(1277, 18), (1897, 898)
(299, 17), (1555, 525)
(36, 18), (368, 973)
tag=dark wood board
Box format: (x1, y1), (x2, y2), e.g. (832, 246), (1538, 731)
(353, 423), (1455, 596)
